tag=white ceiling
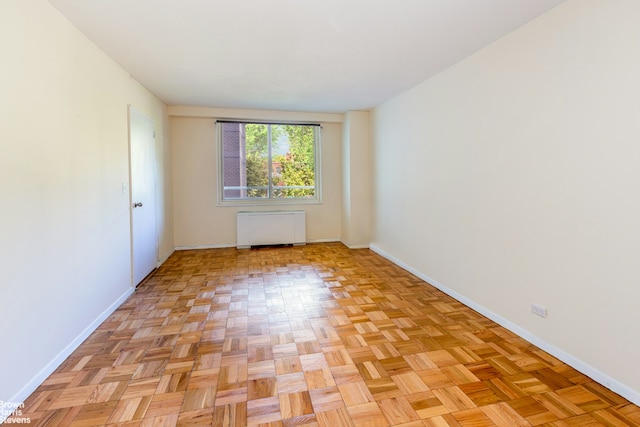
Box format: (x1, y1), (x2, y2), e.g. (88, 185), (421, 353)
(48, 0), (565, 113)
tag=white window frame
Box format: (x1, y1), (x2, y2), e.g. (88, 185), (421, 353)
(216, 121), (322, 206)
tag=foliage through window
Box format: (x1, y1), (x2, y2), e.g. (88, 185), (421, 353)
(219, 122), (320, 202)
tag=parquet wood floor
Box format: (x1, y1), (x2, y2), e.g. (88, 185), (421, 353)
(6, 243), (640, 426)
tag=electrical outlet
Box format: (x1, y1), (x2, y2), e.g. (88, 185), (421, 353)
(531, 303), (547, 318)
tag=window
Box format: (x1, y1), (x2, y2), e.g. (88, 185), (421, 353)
(218, 121), (321, 204)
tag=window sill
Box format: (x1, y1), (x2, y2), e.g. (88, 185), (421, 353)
(217, 198), (322, 207)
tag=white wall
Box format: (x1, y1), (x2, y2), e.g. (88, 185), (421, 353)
(341, 111), (371, 248)
(170, 107), (343, 247)
(0, 0), (172, 406)
(370, 0), (640, 404)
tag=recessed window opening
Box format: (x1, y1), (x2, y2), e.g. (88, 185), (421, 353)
(218, 121), (321, 205)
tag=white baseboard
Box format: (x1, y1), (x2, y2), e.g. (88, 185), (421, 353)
(307, 238), (340, 244)
(176, 240), (345, 251)
(175, 243), (236, 250)
(369, 243), (640, 406)
(3, 287), (135, 423)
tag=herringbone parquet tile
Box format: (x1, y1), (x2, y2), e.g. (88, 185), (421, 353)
(5, 243), (640, 426)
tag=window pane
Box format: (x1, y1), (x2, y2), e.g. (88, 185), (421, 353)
(244, 124), (269, 198)
(221, 123), (244, 199)
(273, 125), (315, 198)
(222, 123), (268, 198)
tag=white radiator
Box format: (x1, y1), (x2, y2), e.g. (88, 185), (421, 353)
(236, 210), (306, 248)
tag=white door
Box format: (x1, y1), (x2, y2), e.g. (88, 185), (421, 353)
(129, 107), (157, 286)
